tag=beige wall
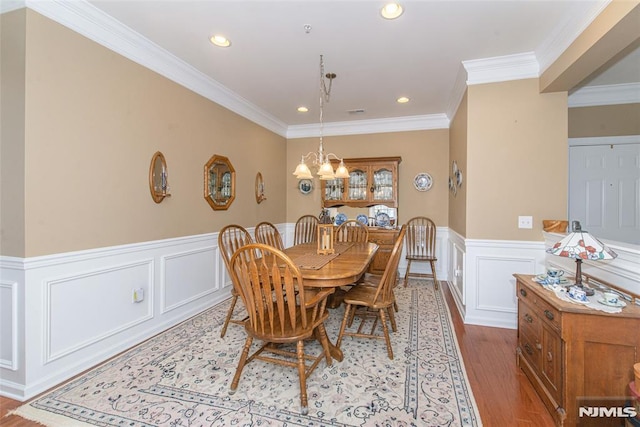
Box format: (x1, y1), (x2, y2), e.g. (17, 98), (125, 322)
(7, 10), (287, 257)
(286, 129), (449, 227)
(0, 9), (27, 257)
(449, 91), (468, 237)
(466, 79), (568, 240)
(568, 103), (640, 137)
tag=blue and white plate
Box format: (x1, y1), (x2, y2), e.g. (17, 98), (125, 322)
(335, 213), (348, 225)
(356, 214), (368, 225)
(375, 212), (390, 227)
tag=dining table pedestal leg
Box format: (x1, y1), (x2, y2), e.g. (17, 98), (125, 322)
(314, 328), (343, 362)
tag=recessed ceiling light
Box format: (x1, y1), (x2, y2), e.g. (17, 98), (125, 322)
(381, 3), (403, 20)
(297, 106), (309, 113)
(397, 96), (410, 103)
(210, 35), (231, 47)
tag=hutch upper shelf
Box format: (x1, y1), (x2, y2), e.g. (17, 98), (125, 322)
(321, 156), (401, 208)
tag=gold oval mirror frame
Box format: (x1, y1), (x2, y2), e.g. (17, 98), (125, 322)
(204, 154), (235, 210)
(255, 172), (266, 204)
(149, 151), (170, 203)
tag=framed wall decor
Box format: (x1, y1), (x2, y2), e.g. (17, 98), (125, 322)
(255, 172), (266, 203)
(204, 154), (235, 211)
(149, 151), (170, 203)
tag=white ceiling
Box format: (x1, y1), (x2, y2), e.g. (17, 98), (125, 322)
(7, 0), (637, 136)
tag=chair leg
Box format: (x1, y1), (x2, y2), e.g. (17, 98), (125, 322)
(379, 308), (393, 360)
(403, 260), (412, 287)
(296, 340), (309, 415)
(336, 304), (352, 349)
(220, 294), (239, 338)
(230, 336), (253, 394)
(387, 306), (397, 332)
(430, 260), (439, 290)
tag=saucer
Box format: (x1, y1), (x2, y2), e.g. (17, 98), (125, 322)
(567, 294), (590, 305)
(597, 298), (626, 308)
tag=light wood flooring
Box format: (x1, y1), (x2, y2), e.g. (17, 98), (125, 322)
(0, 281), (555, 426)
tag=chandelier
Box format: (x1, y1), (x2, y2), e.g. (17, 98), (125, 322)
(292, 55), (350, 180)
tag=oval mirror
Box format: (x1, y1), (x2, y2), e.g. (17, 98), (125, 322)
(204, 154), (235, 210)
(149, 151), (169, 203)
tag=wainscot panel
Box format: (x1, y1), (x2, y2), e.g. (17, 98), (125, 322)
(0, 279), (18, 370)
(463, 239), (546, 329)
(447, 230), (467, 318)
(0, 232), (234, 401)
(45, 260), (154, 362)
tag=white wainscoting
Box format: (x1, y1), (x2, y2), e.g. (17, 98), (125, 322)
(447, 230), (467, 318)
(0, 232), (234, 401)
(462, 238), (547, 329)
(4, 223), (634, 401)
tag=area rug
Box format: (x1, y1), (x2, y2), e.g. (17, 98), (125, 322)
(11, 280), (482, 426)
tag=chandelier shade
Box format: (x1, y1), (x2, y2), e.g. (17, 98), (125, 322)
(292, 55), (349, 181)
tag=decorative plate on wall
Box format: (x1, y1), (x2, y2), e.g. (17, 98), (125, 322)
(413, 173), (433, 192)
(298, 179), (313, 195)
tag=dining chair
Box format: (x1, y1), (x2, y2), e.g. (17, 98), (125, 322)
(336, 225), (406, 360)
(294, 214), (319, 245)
(218, 224), (253, 338)
(403, 216), (439, 289)
(254, 221), (285, 250)
(336, 219), (369, 243)
(228, 243), (334, 415)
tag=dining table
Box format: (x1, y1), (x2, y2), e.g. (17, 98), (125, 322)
(283, 241), (378, 361)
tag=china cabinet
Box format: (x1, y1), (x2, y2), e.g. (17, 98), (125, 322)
(514, 274), (640, 426)
(321, 157), (401, 208)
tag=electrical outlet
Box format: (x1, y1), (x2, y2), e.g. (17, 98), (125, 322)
(518, 216), (533, 229)
(133, 288), (144, 303)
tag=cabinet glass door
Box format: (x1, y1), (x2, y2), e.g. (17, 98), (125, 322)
(323, 178), (344, 201)
(372, 168), (394, 201)
(347, 168), (368, 201)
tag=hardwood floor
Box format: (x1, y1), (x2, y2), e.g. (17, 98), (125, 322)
(0, 281), (555, 426)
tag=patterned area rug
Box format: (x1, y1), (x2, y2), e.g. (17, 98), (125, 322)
(12, 280), (482, 426)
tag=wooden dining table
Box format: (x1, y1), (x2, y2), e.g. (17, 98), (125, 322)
(283, 241), (378, 361)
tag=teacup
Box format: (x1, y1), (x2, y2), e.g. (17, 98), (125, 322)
(547, 268), (564, 278)
(568, 286), (587, 302)
(546, 276), (560, 285)
(603, 292), (619, 305)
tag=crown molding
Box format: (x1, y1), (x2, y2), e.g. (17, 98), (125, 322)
(24, 0), (289, 137)
(536, 0), (611, 74)
(446, 64), (468, 120)
(286, 114), (449, 139)
(462, 52), (539, 85)
(568, 83), (640, 107)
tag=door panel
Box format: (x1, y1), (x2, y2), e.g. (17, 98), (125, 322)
(569, 143), (640, 244)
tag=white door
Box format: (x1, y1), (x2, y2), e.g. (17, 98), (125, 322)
(569, 140), (640, 244)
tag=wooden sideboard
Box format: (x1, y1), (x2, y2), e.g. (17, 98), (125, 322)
(367, 227), (400, 275)
(514, 274), (640, 426)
